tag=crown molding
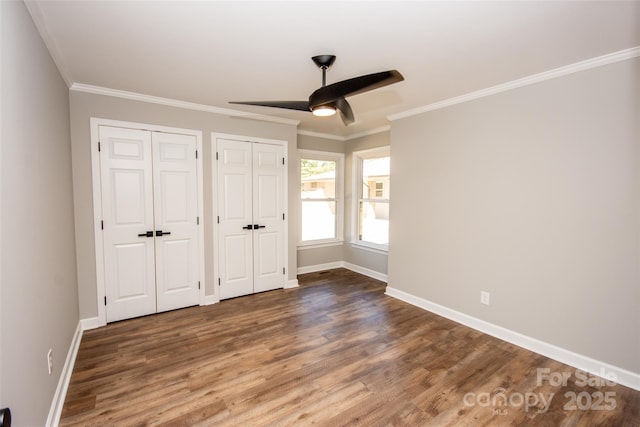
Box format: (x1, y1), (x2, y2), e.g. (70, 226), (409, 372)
(70, 83), (300, 126)
(297, 125), (391, 142)
(24, 0), (73, 87)
(344, 125), (390, 141)
(297, 130), (346, 141)
(388, 46), (640, 122)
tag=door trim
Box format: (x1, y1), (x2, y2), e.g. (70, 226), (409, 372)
(90, 117), (205, 327)
(211, 132), (289, 303)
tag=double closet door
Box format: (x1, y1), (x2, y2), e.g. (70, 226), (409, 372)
(217, 139), (285, 300)
(100, 126), (200, 323)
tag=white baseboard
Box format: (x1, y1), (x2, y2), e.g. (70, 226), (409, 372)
(46, 321), (83, 427)
(297, 261), (388, 283)
(343, 262), (388, 283)
(297, 261), (344, 275)
(285, 279), (299, 289)
(385, 286), (640, 392)
(80, 316), (101, 331)
(203, 294), (219, 305)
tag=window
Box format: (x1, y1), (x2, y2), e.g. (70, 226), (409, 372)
(354, 147), (390, 250)
(299, 150), (344, 246)
(375, 182), (384, 197)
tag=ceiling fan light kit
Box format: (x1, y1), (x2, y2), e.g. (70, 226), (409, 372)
(230, 55), (403, 126)
(311, 105), (337, 117)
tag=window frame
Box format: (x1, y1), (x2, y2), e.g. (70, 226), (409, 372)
(352, 146), (390, 252)
(298, 149), (344, 247)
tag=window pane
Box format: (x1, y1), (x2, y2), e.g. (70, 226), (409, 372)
(375, 182), (384, 197)
(301, 200), (336, 241)
(362, 157), (390, 200)
(359, 201), (389, 245)
(301, 159), (336, 199)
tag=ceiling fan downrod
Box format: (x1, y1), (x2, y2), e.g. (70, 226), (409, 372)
(311, 55), (337, 87)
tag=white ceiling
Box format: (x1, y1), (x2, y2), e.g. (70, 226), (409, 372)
(28, 1), (640, 138)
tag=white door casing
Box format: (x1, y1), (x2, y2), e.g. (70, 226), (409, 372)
(153, 132), (200, 312)
(99, 126), (157, 322)
(216, 137), (286, 300)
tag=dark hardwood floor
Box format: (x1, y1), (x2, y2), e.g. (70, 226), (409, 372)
(61, 269), (639, 426)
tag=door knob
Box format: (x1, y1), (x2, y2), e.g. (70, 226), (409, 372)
(137, 231), (153, 237)
(242, 224), (253, 230)
(254, 224), (266, 229)
(156, 230), (171, 236)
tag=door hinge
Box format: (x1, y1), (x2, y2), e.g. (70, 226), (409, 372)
(283, 267), (286, 275)
(198, 281), (201, 290)
(216, 152), (219, 160)
(217, 216), (220, 224)
(195, 150), (198, 159)
(98, 141), (101, 152)
(218, 278), (221, 286)
(282, 213), (285, 221)
(197, 216), (200, 225)
(282, 157), (285, 165)
(101, 220), (104, 230)
(104, 296), (107, 306)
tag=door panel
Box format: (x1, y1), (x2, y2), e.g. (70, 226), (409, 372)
(255, 231), (279, 275)
(218, 139), (254, 299)
(110, 138), (145, 160)
(224, 174), (250, 219)
(100, 126), (156, 322)
(159, 171), (189, 223)
(114, 243), (151, 298)
(111, 170), (147, 224)
(153, 132), (200, 313)
(224, 235), (252, 281)
(158, 239), (191, 291)
(257, 174), (278, 218)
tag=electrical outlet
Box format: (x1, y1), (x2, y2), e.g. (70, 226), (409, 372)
(480, 291), (490, 305)
(47, 349), (53, 375)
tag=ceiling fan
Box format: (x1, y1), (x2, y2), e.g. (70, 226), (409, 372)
(229, 55), (404, 126)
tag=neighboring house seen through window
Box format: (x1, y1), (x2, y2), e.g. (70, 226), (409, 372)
(354, 147), (390, 251)
(299, 150), (344, 245)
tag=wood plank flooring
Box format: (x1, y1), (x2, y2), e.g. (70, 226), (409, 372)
(61, 269), (639, 426)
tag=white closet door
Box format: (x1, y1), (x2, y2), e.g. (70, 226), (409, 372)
(100, 126), (156, 323)
(218, 139), (254, 299)
(153, 132), (200, 312)
(252, 143), (285, 293)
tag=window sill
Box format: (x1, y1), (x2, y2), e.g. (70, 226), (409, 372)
(349, 242), (388, 255)
(297, 241), (344, 250)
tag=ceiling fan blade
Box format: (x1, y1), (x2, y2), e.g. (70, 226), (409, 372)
(229, 100), (310, 112)
(335, 97), (354, 126)
(309, 70), (404, 108)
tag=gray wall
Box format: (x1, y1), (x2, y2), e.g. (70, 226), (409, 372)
(297, 244), (344, 268)
(389, 58), (640, 373)
(344, 132), (390, 275)
(1, 1), (79, 424)
(70, 91), (298, 320)
(297, 133), (344, 154)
